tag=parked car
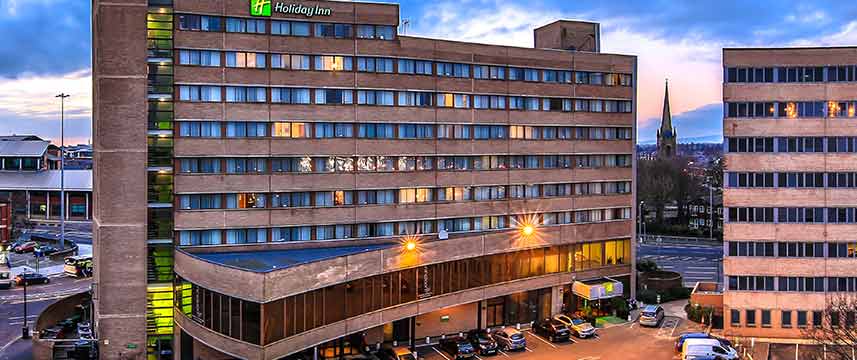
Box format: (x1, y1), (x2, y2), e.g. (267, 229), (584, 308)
(491, 327), (526, 351)
(532, 318), (571, 342)
(14, 272), (50, 286)
(377, 346), (416, 360)
(675, 333), (732, 352)
(681, 338), (738, 360)
(13, 241), (38, 253)
(553, 314), (596, 338)
(439, 336), (475, 359)
(466, 329), (498, 356)
(639, 304), (665, 327)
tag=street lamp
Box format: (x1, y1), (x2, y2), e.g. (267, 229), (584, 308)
(21, 279), (29, 339)
(56, 93), (70, 251)
(638, 201), (645, 242)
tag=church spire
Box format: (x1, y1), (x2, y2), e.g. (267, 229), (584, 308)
(660, 79), (673, 135)
(657, 79), (677, 158)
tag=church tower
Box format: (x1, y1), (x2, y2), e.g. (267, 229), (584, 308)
(657, 79), (677, 158)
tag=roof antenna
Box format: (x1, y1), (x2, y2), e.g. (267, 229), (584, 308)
(401, 18), (410, 35)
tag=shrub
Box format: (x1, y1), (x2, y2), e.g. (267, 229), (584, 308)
(610, 297), (629, 318)
(637, 259), (659, 273)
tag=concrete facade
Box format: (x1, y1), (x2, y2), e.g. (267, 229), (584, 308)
(94, 0), (637, 358)
(722, 47), (857, 339)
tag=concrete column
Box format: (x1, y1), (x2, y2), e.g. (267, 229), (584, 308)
(551, 285), (564, 315)
(25, 190), (30, 218)
(45, 192), (50, 220)
(85, 193), (90, 220)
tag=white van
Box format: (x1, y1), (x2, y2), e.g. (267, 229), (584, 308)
(682, 338), (738, 360)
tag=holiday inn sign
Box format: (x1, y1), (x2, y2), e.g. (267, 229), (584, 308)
(251, 0), (332, 17)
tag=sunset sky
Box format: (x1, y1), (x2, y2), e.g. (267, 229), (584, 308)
(2, 0), (857, 145)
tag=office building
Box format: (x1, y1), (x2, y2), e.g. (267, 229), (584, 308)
(93, 0), (637, 358)
(723, 47), (857, 337)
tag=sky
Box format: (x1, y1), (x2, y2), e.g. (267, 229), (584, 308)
(2, 1), (857, 145)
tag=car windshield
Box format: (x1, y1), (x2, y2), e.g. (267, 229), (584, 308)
(509, 333), (523, 340)
(571, 319), (585, 325)
(642, 311), (657, 317)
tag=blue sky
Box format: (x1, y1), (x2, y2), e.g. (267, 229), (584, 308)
(1, 0), (857, 145)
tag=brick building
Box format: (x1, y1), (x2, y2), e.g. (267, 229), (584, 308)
(723, 47), (857, 338)
(92, 1), (637, 358)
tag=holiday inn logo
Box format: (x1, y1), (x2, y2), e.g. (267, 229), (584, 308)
(250, 0), (332, 17)
(250, 0), (272, 16)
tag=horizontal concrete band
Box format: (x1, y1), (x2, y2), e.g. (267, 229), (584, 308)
(176, 265), (630, 360)
(175, 220), (633, 302)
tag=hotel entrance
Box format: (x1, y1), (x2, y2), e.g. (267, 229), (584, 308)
(485, 288), (553, 327)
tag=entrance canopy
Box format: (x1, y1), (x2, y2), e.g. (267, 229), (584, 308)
(572, 277), (623, 301)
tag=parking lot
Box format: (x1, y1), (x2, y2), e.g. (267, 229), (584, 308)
(416, 315), (701, 360)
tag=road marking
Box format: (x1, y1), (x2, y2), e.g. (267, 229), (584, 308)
(0, 335), (22, 354)
(525, 331), (557, 348)
(8, 315), (38, 320)
(432, 347), (451, 360)
(475, 355), (483, 360)
(9, 320), (34, 326)
(685, 271), (716, 275)
(687, 266), (718, 270)
(669, 318), (680, 338)
(525, 347), (534, 352)
(497, 350), (510, 358)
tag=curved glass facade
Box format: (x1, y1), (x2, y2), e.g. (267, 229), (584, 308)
(175, 239), (630, 345)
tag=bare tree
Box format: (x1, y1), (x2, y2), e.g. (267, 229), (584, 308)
(801, 295), (857, 360)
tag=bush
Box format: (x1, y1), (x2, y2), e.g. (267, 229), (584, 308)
(610, 297), (629, 318)
(637, 289), (658, 304)
(636, 259), (659, 273)
(685, 301), (715, 324)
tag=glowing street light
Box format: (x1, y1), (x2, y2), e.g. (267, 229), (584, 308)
(404, 240), (417, 251)
(521, 224), (535, 237)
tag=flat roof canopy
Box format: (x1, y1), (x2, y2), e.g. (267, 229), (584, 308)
(191, 244), (392, 272)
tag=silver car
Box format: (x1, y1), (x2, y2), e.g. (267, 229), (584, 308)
(639, 305), (665, 327)
(491, 327), (526, 351)
(553, 314), (596, 338)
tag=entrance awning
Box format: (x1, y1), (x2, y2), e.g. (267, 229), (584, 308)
(572, 277), (623, 301)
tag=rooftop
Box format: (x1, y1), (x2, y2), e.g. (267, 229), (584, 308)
(190, 244), (393, 272)
(0, 170), (91, 191)
(0, 140), (49, 157)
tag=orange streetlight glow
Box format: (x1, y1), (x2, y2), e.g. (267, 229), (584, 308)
(404, 240), (417, 251)
(522, 224), (535, 236)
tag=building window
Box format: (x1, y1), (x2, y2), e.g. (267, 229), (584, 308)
(271, 88), (310, 104)
(178, 50), (220, 66)
(178, 86), (221, 102)
(782, 310), (792, 328)
(314, 23), (352, 38)
(225, 52), (266, 68)
(356, 25), (395, 40)
(270, 20), (309, 36)
(730, 309), (740, 327)
(271, 54), (311, 70)
(357, 57), (394, 73)
(314, 89), (353, 105)
(746, 309), (756, 327)
(225, 87), (266, 103)
(314, 56), (352, 71)
(225, 18), (266, 34)
(761, 309), (771, 327)
(178, 14), (222, 31)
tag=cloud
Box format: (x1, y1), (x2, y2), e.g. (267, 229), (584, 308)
(0, 69), (91, 145)
(0, 0), (90, 78)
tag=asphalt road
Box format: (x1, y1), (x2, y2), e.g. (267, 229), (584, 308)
(637, 242), (723, 287)
(0, 276), (92, 360)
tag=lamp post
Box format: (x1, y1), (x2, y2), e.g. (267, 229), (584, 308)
(56, 93), (70, 250)
(21, 279), (29, 339)
(638, 201), (645, 242)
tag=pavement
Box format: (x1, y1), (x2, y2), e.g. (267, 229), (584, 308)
(637, 241), (723, 287)
(416, 300), (707, 360)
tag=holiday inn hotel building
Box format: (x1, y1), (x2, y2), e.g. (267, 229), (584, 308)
(92, 0), (637, 359)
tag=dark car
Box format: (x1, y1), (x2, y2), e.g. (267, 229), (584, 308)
(439, 336), (475, 359)
(675, 332), (733, 352)
(532, 318), (571, 342)
(466, 329), (498, 356)
(14, 273), (50, 286)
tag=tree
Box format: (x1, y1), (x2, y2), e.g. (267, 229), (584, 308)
(637, 158), (676, 223)
(801, 295), (857, 360)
